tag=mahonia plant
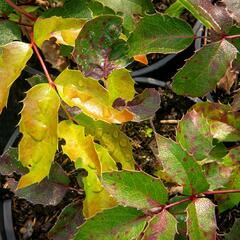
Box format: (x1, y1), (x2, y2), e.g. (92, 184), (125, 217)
(0, 0), (240, 239)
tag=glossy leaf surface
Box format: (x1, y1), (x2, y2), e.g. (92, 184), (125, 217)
(143, 210), (177, 240)
(102, 171), (168, 211)
(128, 14), (194, 56)
(74, 15), (129, 79)
(176, 109), (213, 160)
(74, 206), (146, 240)
(172, 40), (237, 97)
(18, 84), (60, 189)
(55, 69), (134, 123)
(156, 134), (209, 195)
(187, 198), (216, 240)
(0, 42), (33, 114)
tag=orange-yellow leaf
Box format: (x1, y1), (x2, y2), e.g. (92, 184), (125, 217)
(0, 42), (33, 114)
(18, 83), (60, 189)
(55, 69), (134, 123)
(58, 120), (117, 218)
(133, 54), (148, 65)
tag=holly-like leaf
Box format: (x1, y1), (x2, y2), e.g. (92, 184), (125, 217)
(75, 113), (135, 170)
(55, 69), (134, 123)
(0, 42), (33, 114)
(176, 109), (213, 160)
(18, 83), (60, 189)
(73, 15), (129, 79)
(192, 102), (240, 142)
(0, 20), (21, 45)
(34, 16), (86, 47)
(58, 120), (117, 218)
(186, 198), (217, 240)
(155, 134), (209, 195)
(107, 69), (135, 105)
(0, 148), (28, 175)
(7, 163), (70, 206)
(102, 171), (168, 211)
(223, 0), (240, 24)
(172, 40), (238, 97)
(128, 14), (194, 56)
(143, 210), (177, 240)
(74, 206), (146, 240)
(49, 201), (84, 240)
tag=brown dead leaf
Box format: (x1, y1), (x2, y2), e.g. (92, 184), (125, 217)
(41, 37), (68, 71)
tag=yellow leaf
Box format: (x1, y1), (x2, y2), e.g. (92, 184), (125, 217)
(133, 54), (148, 65)
(58, 120), (117, 218)
(34, 16), (86, 47)
(55, 69), (134, 123)
(0, 42), (33, 114)
(18, 84), (60, 189)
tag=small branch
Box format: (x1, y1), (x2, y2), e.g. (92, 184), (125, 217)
(4, 0), (37, 22)
(225, 34), (240, 40)
(164, 197), (192, 210)
(202, 189), (240, 195)
(30, 32), (56, 89)
(160, 119), (179, 124)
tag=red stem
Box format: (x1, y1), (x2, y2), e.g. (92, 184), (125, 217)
(225, 34), (240, 40)
(4, 0), (37, 22)
(30, 32), (56, 89)
(164, 197), (192, 210)
(203, 189), (240, 195)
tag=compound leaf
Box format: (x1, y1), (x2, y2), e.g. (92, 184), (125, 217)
(143, 210), (177, 240)
(128, 14), (194, 56)
(172, 40), (238, 97)
(74, 206), (146, 240)
(0, 42), (33, 114)
(18, 84), (60, 189)
(176, 109), (213, 160)
(102, 170), (168, 211)
(156, 134), (209, 195)
(186, 198), (217, 240)
(55, 69), (134, 123)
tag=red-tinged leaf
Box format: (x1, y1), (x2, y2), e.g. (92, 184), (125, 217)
(18, 84), (60, 189)
(128, 14), (194, 56)
(143, 210), (177, 240)
(133, 55), (148, 65)
(172, 40), (237, 97)
(48, 201), (84, 240)
(155, 134), (209, 195)
(176, 109), (213, 160)
(102, 170), (168, 211)
(223, 0), (240, 24)
(0, 148), (28, 175)
(75, 113), (135, 170)
(0, 42), (33, 114)
(192, 102), (240, 142)
(55, 69), (134, 123)
(126, 88), (161, 121)
(187, 198), (217, 240)
(6, 163), (70, 206)
(74, 206), (147, 240)
(73, 15), (129, 79)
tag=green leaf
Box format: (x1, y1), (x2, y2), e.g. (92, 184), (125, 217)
(143, 210), (177, 240)
(192, 102), (240, 141)
(225, 218), (240, 240)
(26, 74), (48, 87)
(49, 201), (84, 240)
(73, 15), (129, 79)
(18, 84), (60, 189)
(107, 69), (135, 105)
(0, 20), (21, 45)
(0, 148), (28, 175)
(165, 0), (185, 17)
(95, 0), (154, 16)
(172, 40), (238, 97)
(0, 0), (16, 14)
(102, 170), (168, 211)
(74, 206), (146, 240)
(128, 14), (194, 56)
(75, 113), (135, 170)
(88, 1), (115, 16)
(222, 146), (240, 166)
(55, 69), (134, 123)
(0, 42), (33, 114)
(186, 198), (216, 240)
(34, 16), (86, 47)
(7, 163), (70, 205)
(155, 134), (209, 195)
(176, 109), (213, 160)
